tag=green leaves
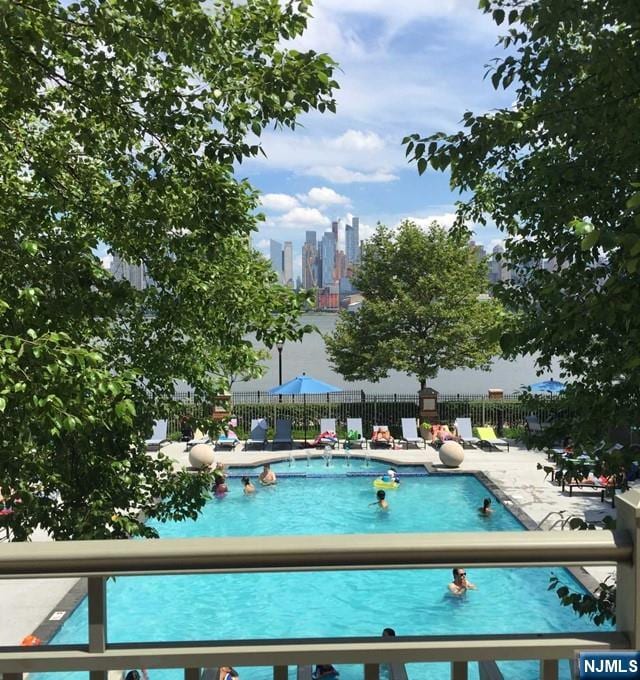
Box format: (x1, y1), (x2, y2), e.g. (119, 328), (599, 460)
(325, 221), (503, 389)
(0, 0), (339, 540)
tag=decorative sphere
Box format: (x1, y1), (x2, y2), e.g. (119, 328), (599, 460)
(439, 441), (464, 468)
(189, 444), (215, 469)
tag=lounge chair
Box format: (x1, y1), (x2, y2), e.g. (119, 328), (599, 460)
(525, 415), (548, 435)
(146, 419), (168, 451)
(216, 431), (239, 450)
(370, 425), (393, 448)
(186, 428), (211, 451)
(315, 418), (338, 448)
(476, 426), (509, 452)
(245, 418), (268, 450)
(454, 418), (480, 448)
(344, 417), (367, 449)
(272, 418), (294, 449)
(400, 418), (424, 449)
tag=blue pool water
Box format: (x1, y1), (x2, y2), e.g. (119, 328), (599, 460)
(42, 469), (602, 680)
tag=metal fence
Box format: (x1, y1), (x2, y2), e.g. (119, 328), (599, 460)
(172, 391), (562, 438)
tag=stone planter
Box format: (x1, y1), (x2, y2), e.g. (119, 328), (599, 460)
(439, 441), (464, 468)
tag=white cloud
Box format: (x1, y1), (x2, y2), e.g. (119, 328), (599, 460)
(402, 212), (458, 230)
(329, 130), (385, 152)
(305, 186), (351, 206)
(260, 193), (300, 212)
(305, 166), (398, 184)
(255, 238), (270, 250)
(279, 207), (329, 228)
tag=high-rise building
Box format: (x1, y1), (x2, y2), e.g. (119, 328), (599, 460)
(302, 231), (318, 289)
(283, 241), (293, 287)
(270, 239), (283, 282)
(331, 220), (339, 239)
(321, 230), (337, 288)
(345, 216), (360, 265)
(334, 249), (346, 281)
(110, 254), (149, 291)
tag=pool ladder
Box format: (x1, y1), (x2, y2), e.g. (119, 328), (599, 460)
(536, 510), (566, 530)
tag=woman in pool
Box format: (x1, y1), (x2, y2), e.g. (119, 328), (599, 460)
(478, 498), (492, 516)
(241, 476), (256, 494)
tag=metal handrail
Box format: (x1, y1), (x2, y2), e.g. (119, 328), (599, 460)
(0, 530), (632, 578)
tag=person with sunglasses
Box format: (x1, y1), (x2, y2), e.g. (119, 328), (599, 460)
(448, 567), (477, 596)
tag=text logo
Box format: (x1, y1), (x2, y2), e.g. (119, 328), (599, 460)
(579, 652), (640, 678)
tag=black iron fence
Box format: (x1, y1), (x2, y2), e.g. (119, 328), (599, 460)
(171, 391), (562, 439)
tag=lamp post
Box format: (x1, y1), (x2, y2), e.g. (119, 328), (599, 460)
(276, 340), (284, 403)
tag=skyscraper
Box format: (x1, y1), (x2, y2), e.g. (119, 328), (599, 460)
(270, 239), (283, 282)
(345, 216), (360, 265)
(110, 254), (149, 291)
(283, 241), (293, 287)
(302, 231), (318, 289)
(321, 230), (336, 288)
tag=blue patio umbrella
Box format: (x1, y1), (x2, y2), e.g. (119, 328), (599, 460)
(527, 379), (566, 394)
(269, 373), (342, 445)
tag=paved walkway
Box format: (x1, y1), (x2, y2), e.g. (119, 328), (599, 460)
(0, 441), (620, 646)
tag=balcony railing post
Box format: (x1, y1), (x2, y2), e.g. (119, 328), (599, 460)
(364, 663), (379, 680)
(88, 576), (107, 680)
(539, 659), (558, 679)
(614, 488), (640, 648)
(273, 666), (287, 680)
(451, 661), (468, 679)
(185, 667), (200, 680)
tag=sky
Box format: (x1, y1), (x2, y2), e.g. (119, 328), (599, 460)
(245, 0), (515, 274)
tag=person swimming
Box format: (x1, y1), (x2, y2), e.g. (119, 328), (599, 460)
(478, 498), (492, 515)
(448, 567), (477, 596)
(241, 476), (256, 494)
(259, 463), (277, 485)
(369, 489), (389, 510)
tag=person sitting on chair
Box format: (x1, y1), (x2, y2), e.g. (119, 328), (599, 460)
(371, 426), (393, 446)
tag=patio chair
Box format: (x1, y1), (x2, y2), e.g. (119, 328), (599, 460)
(315, 418), (338, 448)
(245, 418), (268, 450)
(454, 418), (480, 448)
(216, 431), (239, 450)
(344, 417), (367, 449)
(272, 418), (294, 449)
(186, 428), (211, 451)
(370, 424), (393, 448)
(525, 415), (549, 435)
(476, 426), (510, 452)
(146, 419), (168, 451)
(400, 418), (424, 449)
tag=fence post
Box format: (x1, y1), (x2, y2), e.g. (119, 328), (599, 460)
(615, 488), (640, 649)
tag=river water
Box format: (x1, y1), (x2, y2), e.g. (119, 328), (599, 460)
(230, 313), (560, 395)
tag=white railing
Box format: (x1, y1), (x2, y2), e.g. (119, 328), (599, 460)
(1, 489), (640, 680)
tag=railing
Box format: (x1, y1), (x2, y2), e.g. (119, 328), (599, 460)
(2, 490), (640, 680)
(171, 391), (562, 438)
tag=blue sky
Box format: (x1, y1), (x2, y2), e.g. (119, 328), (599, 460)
(244, 0), (515, 273)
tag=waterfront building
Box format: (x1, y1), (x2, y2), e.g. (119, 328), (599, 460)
(283, 241), (293, 287)
(302, 231), (318, 289)
(345, 216), (360, 265)
(270, 239), (283, 283)
(320, 230), (337, 289)
(110, 254), (150, 290)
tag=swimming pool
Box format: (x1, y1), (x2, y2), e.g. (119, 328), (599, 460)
(41, 469), (602, 680)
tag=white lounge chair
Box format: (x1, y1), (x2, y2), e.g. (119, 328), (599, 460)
(186, 428), (211, 451)
(400, 418), (424, 449)
(245, 418), (268, 450)
(272, 418), (294, 449)
(370, 424), (393, 448)
(454, 418), (480, 448)
(316, 418), (338, 448)
(345, 417), (367, 449)
(146, 419), (168, 451)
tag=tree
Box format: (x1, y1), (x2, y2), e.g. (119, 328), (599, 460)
(0, 0), (338, 539)
(325, 221), (502, 391)
(404, 0), (640, 446)
(404, 0), (640, 623)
